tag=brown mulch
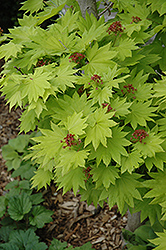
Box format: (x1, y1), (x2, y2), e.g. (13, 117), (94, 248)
(0, 95), (21, 196)
(0, 95), (127, 249)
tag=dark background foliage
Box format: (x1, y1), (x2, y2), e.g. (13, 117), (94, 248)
(0, 0), (23, 32)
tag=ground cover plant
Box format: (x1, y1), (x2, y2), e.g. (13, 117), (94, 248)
(0, 134), (95, 249)
(0, 0), (166, 249)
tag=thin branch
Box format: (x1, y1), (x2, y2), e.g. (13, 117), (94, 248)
(98, 2), (114, 17)
(59, 39), (68, 50)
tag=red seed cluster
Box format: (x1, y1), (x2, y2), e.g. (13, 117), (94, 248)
(36, 59), (51, 67)
(130, 129), (149, 144)
(69, 53), (85, 64)
(60, 134), (82, 150)
(131, 16), (142, 24)
(121, 84), (137, 99)
(83, 166), (93, 181)
(77, 86), (85, 96)
(0, 27), (3, 35)
(36, 59), (46, 67)
(106, 21), (125, 35)
(102, 103), (113, 113)
(89, 74), (103, 90)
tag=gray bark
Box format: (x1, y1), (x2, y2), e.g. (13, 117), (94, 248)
(76, 0), (98, 19)
(125, 210), (141, 232)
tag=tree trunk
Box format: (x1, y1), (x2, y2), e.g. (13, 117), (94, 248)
(125, 210), (142, 232)
(76, 0), (98, 19)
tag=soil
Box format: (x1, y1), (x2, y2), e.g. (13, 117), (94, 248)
(0, 95), (128, 250)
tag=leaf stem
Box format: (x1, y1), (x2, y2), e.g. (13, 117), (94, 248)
(58, 40), (67, 50)
(98, 2), (114, 17)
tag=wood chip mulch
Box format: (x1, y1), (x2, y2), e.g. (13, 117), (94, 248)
(40, 188), (127, 249)
(0, 94), (128, 249)
(0, 95), (21, 196)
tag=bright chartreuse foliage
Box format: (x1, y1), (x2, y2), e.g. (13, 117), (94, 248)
(0, 0), (166, 249)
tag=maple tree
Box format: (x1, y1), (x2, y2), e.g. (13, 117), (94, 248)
(0, 0), (166, 248)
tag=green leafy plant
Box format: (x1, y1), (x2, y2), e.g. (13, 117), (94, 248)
(0, 0), (166, 248)
(0, 135), (52, 249)
(49, 239), (94, 250)
(0, 134), (94, 249)
(122, 222), (157, 249)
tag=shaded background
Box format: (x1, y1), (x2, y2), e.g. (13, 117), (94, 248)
(0, 0), (23, 32)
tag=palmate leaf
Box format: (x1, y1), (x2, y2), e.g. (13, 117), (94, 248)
(56, 149), (89, 175)
(8, 134), (30, 153)
(77, 11), (105, 34)
(63, 112), (88, 135)
(89, 126), (130, 165)
(0, 42), (23, 60)
(31, 123), (66, 165)
(124, 70), (152, 102)
(56, 167), (86, 195)
(144, 151), (166, 171)
(134, 189), (162, 225)
(36, 3), (66, 25)
(20, 67), (52, 102)
(1, 74), (22, 110)
(20, 0), (44, 13)
(58, 9), (79, 33)
(91, 163), (120, 189)
(49, 238), (94, 250)
(103, 65), (129, 88)
(111, 0), (135, 12)
(121, 150), (144, 174)
(144, 169), (166, 220)
(48, 238), (67, 250)
(19, 109), (37, 133)
(120, 3), (151, 36)
(30, 28), (67, 56)
(100, 172), (142, 213)
(9, 229), (47, 250)
(31, 168), (53, 190)
(157, 116), (166, 136)
(89, 86), (113, 105)
(50, 57), (77, 92)
(79, 182), (103, 207)
(75, 21), (106, 51)
(0, 196), (6, 217)
(82, 43), (117, 74)
(136, 48), (161, 74)
(125, 69), (149, 87)
(110, 97), (131, 118)
(8, 192), (32, 221)
(120, 51), (145, 67)
(48, 24), (76, 52)
(148, 0), (166, 16)
(125, 100), (157, 129)
(74, 12), (105, 51)
(133, 133), (164, 158)
(113, 38), (138, 61)
(150, 230), (166, 250)
(153, 75), (166, 109)
(8, 26), (35, 44)
(154, 76), (166, 97)
(28, 99), (47, 119)
(18, 14), (38, 27)
(30, 193), (44, 205)
(84, 108), (117, 150)
(29, 206), (53, 228)
(50, 92), (94, 123)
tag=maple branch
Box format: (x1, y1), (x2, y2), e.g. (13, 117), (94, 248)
(98, 2), (114, 17)
(14, 66), (24, 75)
(59, 39), (67, 50)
